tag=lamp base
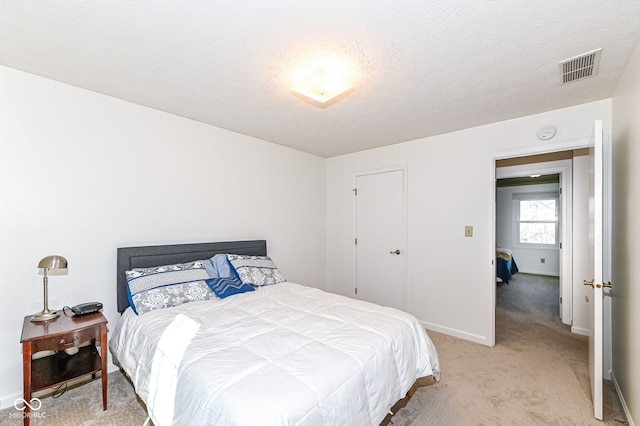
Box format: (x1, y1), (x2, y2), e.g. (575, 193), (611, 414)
(31, 310), (60, 322)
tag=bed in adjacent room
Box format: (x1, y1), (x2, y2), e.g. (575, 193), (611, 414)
(496, 248), (518, 284)
(109, 240), (440, 426)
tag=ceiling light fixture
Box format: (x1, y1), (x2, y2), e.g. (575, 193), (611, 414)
(291, 67), (354, 107)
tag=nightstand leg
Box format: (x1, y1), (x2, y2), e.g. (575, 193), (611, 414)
(22, 342), (32, 426)
(100, 324), (108, 410)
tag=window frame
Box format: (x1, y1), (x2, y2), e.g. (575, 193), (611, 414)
(513, 192), (560, 248)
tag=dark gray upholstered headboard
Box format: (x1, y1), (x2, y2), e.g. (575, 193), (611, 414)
(116, 240), (267, 313)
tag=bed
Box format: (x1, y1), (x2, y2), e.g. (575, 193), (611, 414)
(109, 240), (440, 426)
(496, 248), (518, 284)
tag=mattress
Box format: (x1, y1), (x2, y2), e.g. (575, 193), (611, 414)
(109, 282), (440, 425)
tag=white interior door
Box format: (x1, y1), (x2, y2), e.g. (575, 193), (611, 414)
(586, 119), (604, 420)
(355, 169), (406, 310)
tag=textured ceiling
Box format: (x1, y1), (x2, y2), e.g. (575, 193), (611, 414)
(1, 1), (640, 157)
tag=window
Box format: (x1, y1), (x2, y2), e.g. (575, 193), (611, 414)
(514, 192), (559, 246)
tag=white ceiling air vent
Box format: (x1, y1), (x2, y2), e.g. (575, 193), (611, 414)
(559, 48), (602, 84)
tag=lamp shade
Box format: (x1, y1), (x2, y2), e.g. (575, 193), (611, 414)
(38, 255), (68, 270)
(32, 255), (68, 321)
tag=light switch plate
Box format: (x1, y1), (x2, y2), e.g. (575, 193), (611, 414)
(465, 226), (473, 237)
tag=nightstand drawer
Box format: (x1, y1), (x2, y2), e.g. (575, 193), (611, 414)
(30, 325), (100, 352)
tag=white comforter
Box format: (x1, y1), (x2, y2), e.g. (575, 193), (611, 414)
(109, 282), (440, 426)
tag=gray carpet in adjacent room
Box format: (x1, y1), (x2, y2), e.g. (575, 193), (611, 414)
(1, 273), (628, 425)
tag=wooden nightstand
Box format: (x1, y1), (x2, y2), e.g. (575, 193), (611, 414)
(20, 312), (108, 426)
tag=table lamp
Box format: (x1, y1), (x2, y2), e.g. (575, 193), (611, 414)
(32, 255), (68, 322)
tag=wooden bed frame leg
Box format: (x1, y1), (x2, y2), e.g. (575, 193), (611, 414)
(406, 384), (416, 398)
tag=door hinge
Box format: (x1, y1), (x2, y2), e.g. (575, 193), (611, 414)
(560, 297), (562, 304)
(355, 238), (358, 245)
(353, 188), (357, 196)
(560, 242), (562, 249)
(355, 287), (358, 295)
(560, 187), (562, 194)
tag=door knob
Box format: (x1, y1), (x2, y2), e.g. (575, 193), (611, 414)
(390, 250), (401, 255)
(583, 279), (612, 289)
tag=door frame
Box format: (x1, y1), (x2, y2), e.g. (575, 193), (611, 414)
(487, 137), (594, 347)
(353, 165), (408, 310)
(495, 159), (573, 325)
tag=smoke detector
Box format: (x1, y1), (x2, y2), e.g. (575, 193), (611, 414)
(537, 126), (556, 140)
(559, 48), (602, 85)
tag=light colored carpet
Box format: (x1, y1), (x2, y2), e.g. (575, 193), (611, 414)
(1, 273), (628, 425)
(384, 273), (627, 425)
(0, 370), (148, 426)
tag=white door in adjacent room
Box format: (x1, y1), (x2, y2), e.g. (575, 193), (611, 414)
(354, 168), (406, 310)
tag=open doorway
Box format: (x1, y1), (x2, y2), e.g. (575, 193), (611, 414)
(493, 149), (591, 341)
(489, 123), (615, 420)
(495, 173), (562, 339)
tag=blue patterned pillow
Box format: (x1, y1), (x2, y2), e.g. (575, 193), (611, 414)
(126, 261), (217, 315)
(226, 254), (285, 286)
(206, 277), (255, 299)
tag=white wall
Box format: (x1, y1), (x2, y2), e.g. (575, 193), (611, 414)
(611, 41), (640, 425)
(0, 66), (326, 407)
(0, 61), (624, 413)
(496, 183), (560, 276)
(326, 99), (611, 345)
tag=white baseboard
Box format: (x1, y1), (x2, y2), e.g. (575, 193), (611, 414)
(0, 391), (21, 411)
(420, 320), (491, 346)
(611, 370), (635, 426)
(516, 269), (560, 277)
(571, 326), (590, 336)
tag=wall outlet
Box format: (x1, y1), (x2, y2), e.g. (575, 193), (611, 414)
(540, 258), (545, 263)
(464, 226), (473, 237)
